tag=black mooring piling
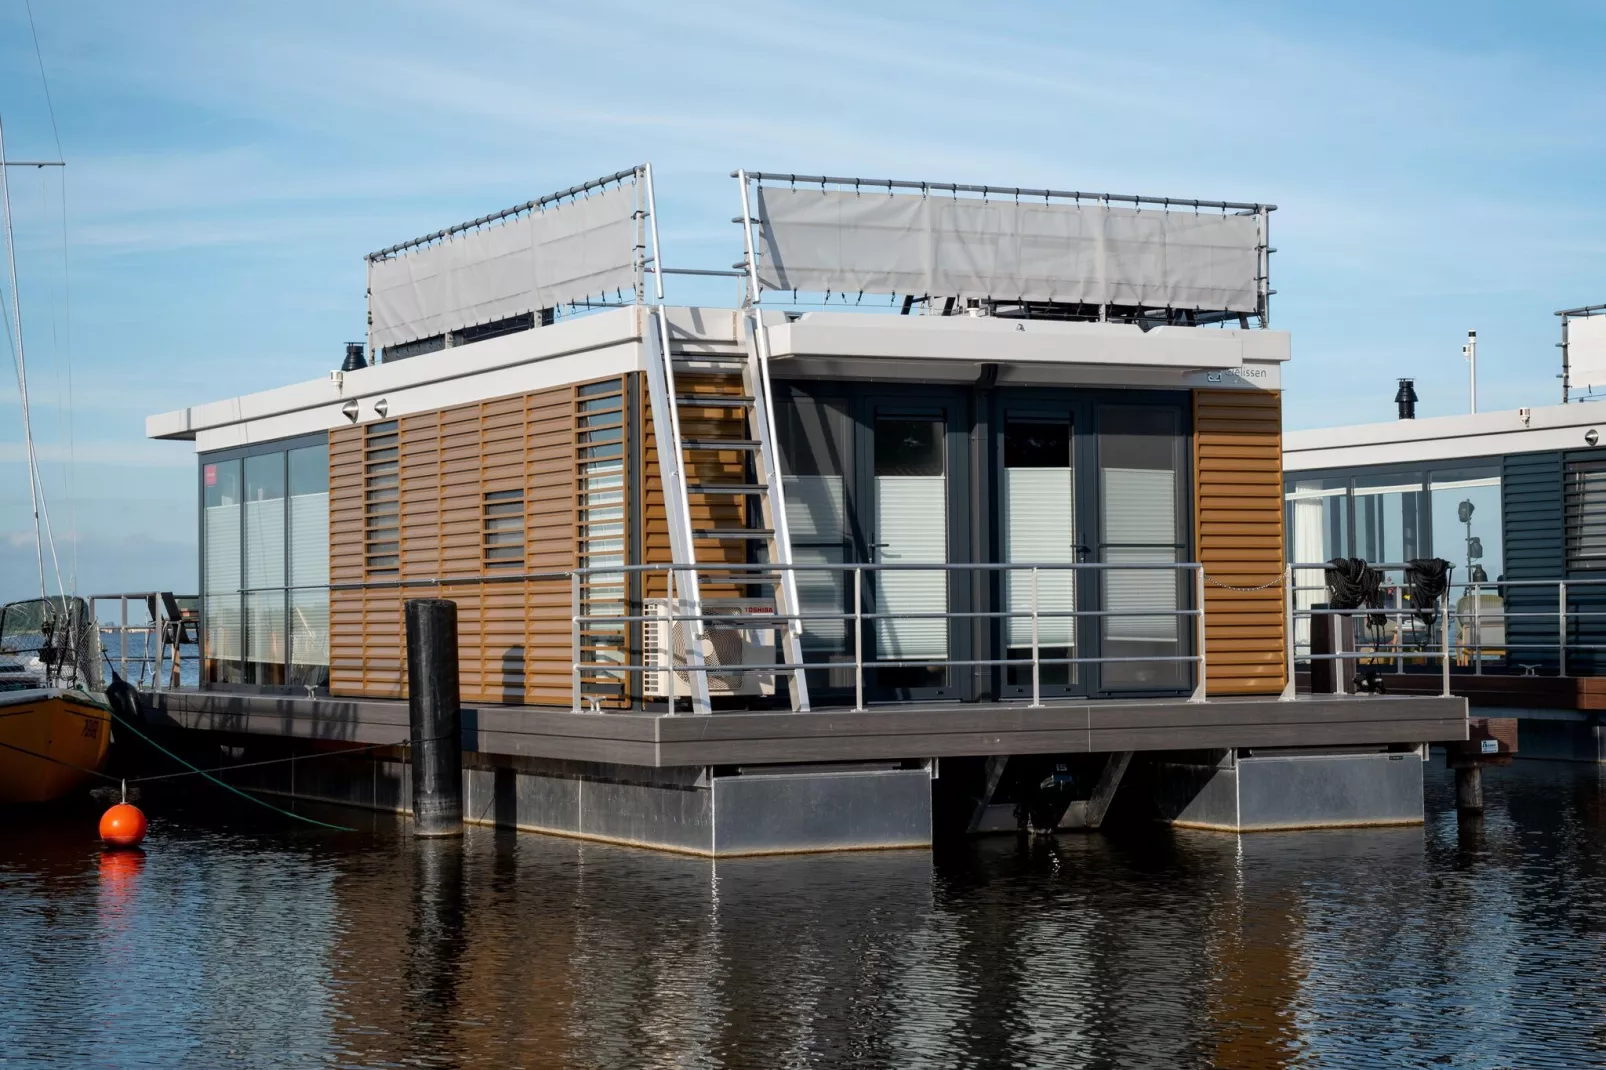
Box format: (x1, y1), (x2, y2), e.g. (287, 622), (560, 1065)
(406, 598), (464, 837)
(1455, 765), (1484, 814)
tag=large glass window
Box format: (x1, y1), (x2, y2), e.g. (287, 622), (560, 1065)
(1432, 467), (1503, 664)
(201, 440), (329, 690)
(777, 397), (851, 676)
(1354, 472), (1423, 564)
(1004, 419), (1076, 688)
(203, 458), (242, 685)
(1285, 476), (1350, 653)
(288, 445), (330, 688)
(244, 454), (287, 685)
(874, 415), (949, 691)
(1099, 406), (1184, 689)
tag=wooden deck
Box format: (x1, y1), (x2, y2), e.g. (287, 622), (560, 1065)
(1302, 671), (1606, 712)
(143, 689), (1467, 768)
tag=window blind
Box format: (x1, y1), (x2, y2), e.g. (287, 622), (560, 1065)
(1005, 467), (1075, 648)
(875, 474), (947, 659)
(1103, 467), (1178, 642)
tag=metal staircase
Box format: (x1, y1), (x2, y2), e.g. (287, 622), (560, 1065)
(643, 305), (811, 714)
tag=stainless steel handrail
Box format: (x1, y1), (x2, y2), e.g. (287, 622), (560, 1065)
(1285, 561), (1606, 688)
(568, 561), (1207, 713)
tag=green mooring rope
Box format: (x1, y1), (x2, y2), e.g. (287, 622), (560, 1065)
(103, 703), (360, 833)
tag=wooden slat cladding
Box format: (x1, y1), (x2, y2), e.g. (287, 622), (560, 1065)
(641, 375), (750, 601)
(1193, 389), (1287, 695)
(328, 376), (634, 707)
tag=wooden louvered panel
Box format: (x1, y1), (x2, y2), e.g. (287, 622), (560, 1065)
(325, 377), (632, 706)
(1193, 389), (1287, 696)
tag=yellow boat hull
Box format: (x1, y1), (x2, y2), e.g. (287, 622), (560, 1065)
(0, 689), (112, 804)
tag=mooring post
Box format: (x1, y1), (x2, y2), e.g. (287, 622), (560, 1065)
(406, 598), (464, 837)
(1455, 765), (1484, 813)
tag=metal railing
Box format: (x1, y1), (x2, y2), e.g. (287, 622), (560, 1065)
(570, 561), (1207, 714)
(88, 592), (196, 690)
(1287, 564), (1451, 697)
(1286, 562), (1606, 694)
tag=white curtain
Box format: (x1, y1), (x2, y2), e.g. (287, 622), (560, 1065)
(1289, 492), (1331, 650)
(876, 475), (947, 659)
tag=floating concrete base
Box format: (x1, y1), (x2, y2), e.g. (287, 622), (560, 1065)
(1155, 747), (1425, 831)
(228, 744), (932, 856)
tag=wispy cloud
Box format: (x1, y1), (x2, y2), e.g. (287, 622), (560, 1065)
(2, 0), (1606, 584)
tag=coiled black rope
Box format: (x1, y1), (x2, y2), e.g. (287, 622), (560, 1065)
(1324, 557), (1385, 629)
(1405, 558), (1453, 628)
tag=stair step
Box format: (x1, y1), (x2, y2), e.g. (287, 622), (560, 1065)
(673, 355), (747, 370)
(693, 528), (776, 540)
(675, 395), (753, 408)
(686, 482), (769, 494)
(681, 438), (760, 450)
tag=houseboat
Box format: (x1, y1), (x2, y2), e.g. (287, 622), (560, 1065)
(1284, 305), (1606, 762)
(141, 165), (1465, 853)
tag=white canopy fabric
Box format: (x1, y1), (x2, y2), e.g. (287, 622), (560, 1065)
(1570, 315), (1606, 393)
(754, 186), (1262, 312)
(368, 182), (638, 350)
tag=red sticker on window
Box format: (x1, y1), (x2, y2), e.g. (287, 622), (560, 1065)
(204, 466), (217, 486)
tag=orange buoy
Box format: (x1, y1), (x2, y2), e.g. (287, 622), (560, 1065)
(99, 803), (147, 848)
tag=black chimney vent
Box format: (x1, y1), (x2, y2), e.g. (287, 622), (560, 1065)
(1395, 378), (1418, 420)
(342, 343), (367, 372)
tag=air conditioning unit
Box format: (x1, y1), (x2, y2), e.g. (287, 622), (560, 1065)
(644, 598), (777, 698)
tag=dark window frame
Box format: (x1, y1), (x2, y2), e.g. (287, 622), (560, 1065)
(198, 432), (330, 695)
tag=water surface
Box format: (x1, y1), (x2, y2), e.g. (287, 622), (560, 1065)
(3, 758), (1604, 1069)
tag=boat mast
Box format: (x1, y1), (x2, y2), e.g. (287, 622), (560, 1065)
(0, 113), (47, 598)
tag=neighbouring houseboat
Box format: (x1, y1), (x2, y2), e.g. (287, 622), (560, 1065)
(139, 165), (1466, 853)
(0, 597), (111, 803)
(1285, 308), (1606, 763)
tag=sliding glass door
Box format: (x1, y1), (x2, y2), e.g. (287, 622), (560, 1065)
(998, 403), (1092, 698)
(1096, 405), (1188, 692)
(860, 397), (968, 700)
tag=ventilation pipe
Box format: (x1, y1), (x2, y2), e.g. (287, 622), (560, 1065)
(342, 342), (368, 372)
(1395, 378), (1418, 420)
(1463, 330), (1477, 414)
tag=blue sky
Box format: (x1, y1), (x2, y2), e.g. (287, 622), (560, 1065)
(1, 0), (1604, 598)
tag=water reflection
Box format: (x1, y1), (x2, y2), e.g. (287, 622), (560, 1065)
(5, 759), (1606, 1068)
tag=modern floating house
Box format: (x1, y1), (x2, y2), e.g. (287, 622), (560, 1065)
(1283, 305), (1606, 763)
(144, 165), (1465, 853)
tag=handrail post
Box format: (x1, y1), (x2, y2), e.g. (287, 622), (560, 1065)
(853, 566), (865, 712)
(1559, 580), (1569, 679)
(120, 595), (128, 681)
(1280, 563), (1295, 701)
(1029, 567), (1042, 708)
(1190, 565), (1207, 703)
(1440, 590), (1451, 697)
(666, 567), (677, 712)
(570, 571), (582, 712)
(1472, 582), (1482, 675)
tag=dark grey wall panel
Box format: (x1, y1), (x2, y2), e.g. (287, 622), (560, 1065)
(1503, 451), (1564, 671)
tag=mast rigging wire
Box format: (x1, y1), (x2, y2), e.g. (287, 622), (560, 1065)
(0, 113), (56, 600)
(23, 0), (76, 591)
